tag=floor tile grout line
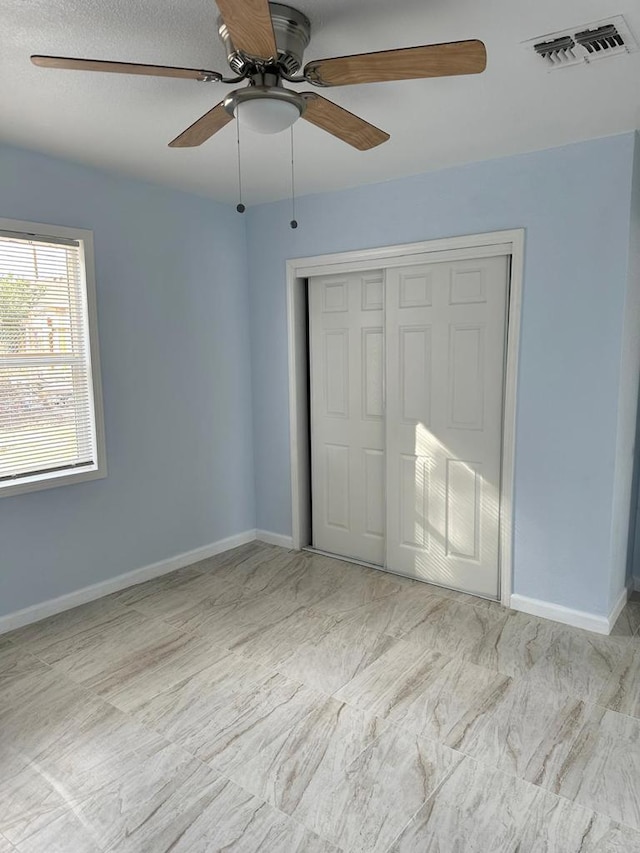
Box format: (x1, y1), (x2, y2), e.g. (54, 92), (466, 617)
(0, 830), (17, 852)
(378, 753), (463, 853)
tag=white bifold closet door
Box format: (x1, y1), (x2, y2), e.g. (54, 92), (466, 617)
(309, 255), (509, 598)
(385, 257), (508, 598)
(309, 270), (386, 564)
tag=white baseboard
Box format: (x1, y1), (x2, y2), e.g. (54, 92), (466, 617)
(608, 586), (630, 632)
(510, 593), (611, 635)
(0, 529), (256, 637)
(255, 529), (295, 549)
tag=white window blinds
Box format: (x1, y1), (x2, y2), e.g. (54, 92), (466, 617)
(0, 230), (99, 487)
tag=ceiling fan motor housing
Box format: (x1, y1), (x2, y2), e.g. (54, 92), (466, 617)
(217, 3), (311, 74)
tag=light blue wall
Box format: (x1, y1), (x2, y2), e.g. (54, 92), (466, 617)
(626, 132), (640, 589)
(0, 144), (254, 616)
(608, 131), (640, 608)
(246, 133), (636, 617)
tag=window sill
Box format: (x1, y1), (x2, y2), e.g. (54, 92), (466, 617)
(0, 464), (108, 498)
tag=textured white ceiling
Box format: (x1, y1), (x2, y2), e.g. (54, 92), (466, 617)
(3, 0), (640, 204)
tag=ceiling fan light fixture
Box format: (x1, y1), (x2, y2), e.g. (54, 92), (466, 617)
(236, 97), (300, 134)
(224, 86), (305, 134)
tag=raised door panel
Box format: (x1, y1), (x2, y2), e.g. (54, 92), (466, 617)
(310, 271), (384, 565)
(449, 266), (486, 305)
(398, 269), (433, 308)
(363, 448), (384, 538)
(445, 459), (480, 560)
(362, 328), (383, 420)
(322, 279), (348, 312)
(400, 326), (432, 426)
(448, 325), (485, 430)
(325, 444), (350, 530)
(324, 330), (349, 417)
(399, 454), (431, 550)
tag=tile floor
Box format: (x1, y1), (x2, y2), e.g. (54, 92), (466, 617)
(1, 541), (640, 852)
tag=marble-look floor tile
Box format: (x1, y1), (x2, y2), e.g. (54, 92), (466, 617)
(230, 696), (459, 852)
(0, 836), (16, 853)
(19, 609), (192, 698)
(306, 566), (404, 619)
(117, 549), (303, 624)
(98, 634), (229, 711)
(129, 650), (321, 775)
(523, 625), (626, 704)
(600, 643), (640, 719)
(409, 576), (508, 616)
(388, 755), (540, 852)
(228, 696), (388, 815)
(263, 554), (363, 610)
(316, 585), (445, 641)
(460, 676), (591, 789)
(8, 807), (104, 853)
(0, 643), (50, 697)
(150, 541), (277, 583)
(228, 605), (337, 671)
(465, 610), (544, 675)
(0, 732), (194, 848)
(553, 707), (640, 831)
(106, 774), (339, 853)
(336, 639), (511, 748)
(400, 595), (509, 659)
(610, 600), (640, 638)
(113, 572), (242, 625)
(0, 755), (83, 843)
(322, 726), (461, 852)
(41, 612), (192, 696)
(5, 764), (232, 853)
(255, 614), (400, 694)
(0, 695), (184, 842)
(5, 596), (133, 656)
(0, 670), (109, 761)
(162, 586), (309, 643)
(519, 788), (640, 852)
(196, 540), (281, 574)
(469, 611), (626, 702)
(107, 566), (208, 610)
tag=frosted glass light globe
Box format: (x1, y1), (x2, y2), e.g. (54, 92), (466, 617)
(236, 98), (301, 134)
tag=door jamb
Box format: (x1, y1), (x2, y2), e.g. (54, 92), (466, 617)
(286, 229), (525, 608)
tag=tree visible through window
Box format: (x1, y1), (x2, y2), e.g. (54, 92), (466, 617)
(0, 224), (106, 495)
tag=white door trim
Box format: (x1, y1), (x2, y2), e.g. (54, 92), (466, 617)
(286, 229), (525, 607)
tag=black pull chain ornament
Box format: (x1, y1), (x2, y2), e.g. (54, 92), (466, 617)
(236, 112), (245, 214)
(290, 125), (297, 229)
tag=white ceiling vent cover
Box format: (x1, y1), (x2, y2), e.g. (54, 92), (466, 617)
(524, 16), (638, 69)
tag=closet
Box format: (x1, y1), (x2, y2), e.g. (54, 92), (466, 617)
(308, 255), (509, 598)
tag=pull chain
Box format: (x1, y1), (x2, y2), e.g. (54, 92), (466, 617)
(289, 125), (298, 229)
(236, 112), (245, 214)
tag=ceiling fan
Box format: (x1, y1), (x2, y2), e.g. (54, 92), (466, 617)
(31, 0), (487, 151)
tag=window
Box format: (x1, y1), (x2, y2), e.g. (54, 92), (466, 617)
(0, 220), (106, 496)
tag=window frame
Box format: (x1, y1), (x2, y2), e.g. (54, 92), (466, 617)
(0, 218), (107, 497)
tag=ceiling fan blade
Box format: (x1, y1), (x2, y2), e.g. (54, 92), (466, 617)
(215, 0), (277, 60)
(169, 101), (233, 147)
(304, 40), (487, 86)
(31, 55), (220, 81)
(301, 93), (389, 151)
